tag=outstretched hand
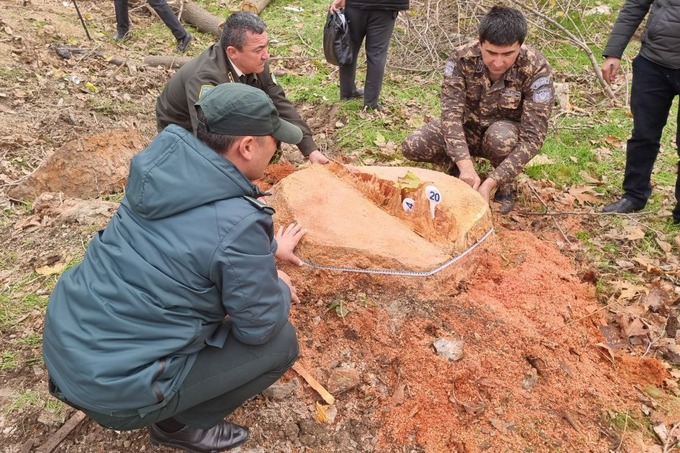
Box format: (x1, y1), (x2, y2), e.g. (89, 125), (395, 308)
(275, 223), (307, 265)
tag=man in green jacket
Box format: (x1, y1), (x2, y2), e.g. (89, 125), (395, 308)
(156, 11), (330, 164)
(43, 84), (305, 452)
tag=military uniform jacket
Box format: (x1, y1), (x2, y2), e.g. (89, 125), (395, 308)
(441, 41), (554, 184)
(156, 43), (317, 157)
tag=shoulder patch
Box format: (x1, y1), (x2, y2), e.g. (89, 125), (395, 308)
(243, 196), (276, 215)
(530, 76), (551, 90)
(532, 87), (553, 104)
(444, 61), (456, 77)
(198, 84), (215, 99)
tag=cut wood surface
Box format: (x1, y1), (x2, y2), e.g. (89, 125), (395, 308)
(182, 0), (223, 37)
(36, 411), (87, 453)
(142, 55), (192, 69)
(292, 362), (335, 405)
(241, 0), (271, 14)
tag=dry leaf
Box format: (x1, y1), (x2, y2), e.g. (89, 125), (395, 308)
(623, 225), (645, 241)
(35, 260), (69, 275)
(315, 401), (329, 423)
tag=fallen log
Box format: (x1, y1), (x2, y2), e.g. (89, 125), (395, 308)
(182, 1), (223, 38)
(241, 0), (271, 14)
(143, 55), (192, 69)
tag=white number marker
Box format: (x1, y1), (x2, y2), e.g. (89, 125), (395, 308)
(402, 197), (415, 212)
(425, 185), (442, 219)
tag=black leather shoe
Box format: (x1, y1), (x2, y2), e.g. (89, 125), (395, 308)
(176, 33), (193, 53)
(494, 186), (516, 214)
(341, 88), (363, 101)
(149, 420), (249, 452)
(602, 197), (643, 214)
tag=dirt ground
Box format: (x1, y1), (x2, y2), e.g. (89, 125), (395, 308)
(1, 1), (679, 453)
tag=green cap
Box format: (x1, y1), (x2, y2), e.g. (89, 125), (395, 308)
(195, 83), (303, 145)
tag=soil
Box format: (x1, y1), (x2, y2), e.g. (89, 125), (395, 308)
(1, 2), (678, 453)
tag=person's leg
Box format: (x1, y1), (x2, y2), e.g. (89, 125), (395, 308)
(147, 0), (189, 41)
(170, 322), (298, 427)
(479, 121), (520, 213)
(113, 0), (129, 39)
(621, 56), (675, 207)
(339, 6), (367, 99)
(363, 9), (398, 109)
(401, 120), (450, 167)
(82, 321), (298, 431)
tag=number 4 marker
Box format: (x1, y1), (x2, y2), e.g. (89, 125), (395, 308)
(425, 185), (441, 219)
(402, 197), (415, 212)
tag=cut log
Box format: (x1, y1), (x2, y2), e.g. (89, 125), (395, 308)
(241, 0), (271, 14)
(142, 55), (192, 69)
(182, 1), (223, 37)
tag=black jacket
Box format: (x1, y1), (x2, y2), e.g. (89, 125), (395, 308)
(603, 0), (680, 69)
(348, 0), (409, 10)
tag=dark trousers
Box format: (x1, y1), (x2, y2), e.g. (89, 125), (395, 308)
(114, 0), (187, 40)
(340, 7), (398, 107)
(82, 322), (298, 430)
(623, 55), (680, 220)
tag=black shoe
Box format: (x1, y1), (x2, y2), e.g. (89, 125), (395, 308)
(176, 33), (193, 53)
(112, 29), (129, 41)
(602, 197), (643, 214)
(341, 88), (363, 101)
(149, 420), (249, 452)
(445, 164), (460, 178)
(494, 186), (516, 214)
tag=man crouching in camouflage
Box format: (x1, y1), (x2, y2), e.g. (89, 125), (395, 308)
(402, 5), (554, 214)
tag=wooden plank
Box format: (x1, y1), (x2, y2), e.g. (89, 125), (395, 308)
(36, 411), (87, 453)
(292, 362), (335, 405)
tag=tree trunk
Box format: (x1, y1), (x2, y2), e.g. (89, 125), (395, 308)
(182, 1), (223, 38)
(143, 55), (192, 69)
(241, 0), (271, 14)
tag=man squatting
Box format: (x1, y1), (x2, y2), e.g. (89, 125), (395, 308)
(402, 5), (554, 214)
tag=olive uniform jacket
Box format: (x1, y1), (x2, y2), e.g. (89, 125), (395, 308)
(156, 43), (317, 157)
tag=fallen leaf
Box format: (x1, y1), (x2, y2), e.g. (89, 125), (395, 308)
(35, 258), (70, 276)
(315, 401), (329, 423)
(396, 171), (421, 190)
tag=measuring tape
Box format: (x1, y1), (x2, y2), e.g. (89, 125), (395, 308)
(300, 227), (494, 277)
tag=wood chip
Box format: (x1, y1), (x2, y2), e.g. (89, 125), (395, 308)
(293, 362), (335, 405)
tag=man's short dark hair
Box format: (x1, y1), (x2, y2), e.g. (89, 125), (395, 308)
(196, 108), (243, 154)
(478, 6), (527, 46)
(220, 11), (267, 51)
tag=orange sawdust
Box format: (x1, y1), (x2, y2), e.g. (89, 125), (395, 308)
(281, 228), (669, 452)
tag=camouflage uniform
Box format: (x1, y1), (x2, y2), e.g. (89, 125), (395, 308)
(402, 41), (554, 185)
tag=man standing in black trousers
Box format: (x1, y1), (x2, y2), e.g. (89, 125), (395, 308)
(330, 0), (409, 111)
(113, 0), (192, 53)
(600, 0), (680, 224)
